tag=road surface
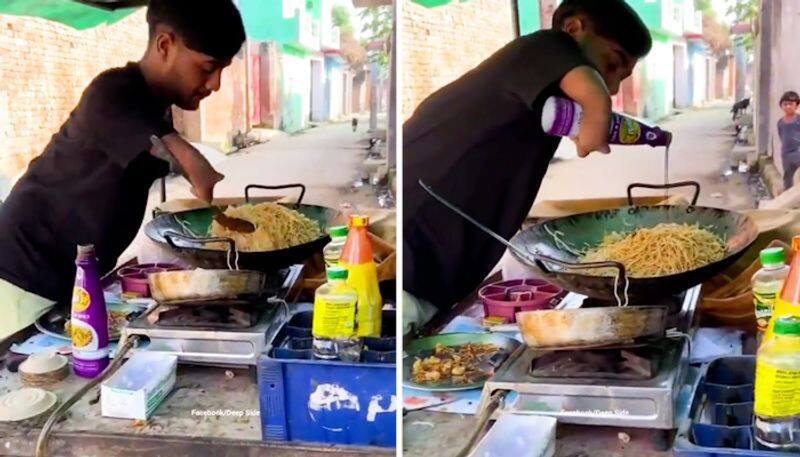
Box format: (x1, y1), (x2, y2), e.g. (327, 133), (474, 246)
(536, 103), (753, 210)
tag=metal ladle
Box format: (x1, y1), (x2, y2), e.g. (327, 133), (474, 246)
(418, 179), (626, 287)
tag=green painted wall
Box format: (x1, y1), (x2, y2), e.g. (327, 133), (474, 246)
(282, 44), (312, 59)
(281, 93), (306, 133)
(518, 0), (541, 35)
(239, 0), (299, 43)
(625, 0), (662, 31)
(279, 49), (312, 133)
(309, 0), (323, 20)
(641, 38), (674, 120)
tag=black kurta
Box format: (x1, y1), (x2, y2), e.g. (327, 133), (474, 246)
(403, 30), (592, 310)
(0, 63), (174, 306)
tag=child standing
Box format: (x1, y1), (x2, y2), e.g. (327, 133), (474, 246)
(778, 91), (800, 190)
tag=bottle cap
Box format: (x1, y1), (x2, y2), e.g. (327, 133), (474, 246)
(760, 247), (787, 266)
(349, 215), (369, 228)
(774, 316), (800, 336)
(541, 96), (577, 136)
(792, 236), (800, 253)
(329, 225), (349, 238)
(76, 245), (95, 255)
(326, 267), (349, 281)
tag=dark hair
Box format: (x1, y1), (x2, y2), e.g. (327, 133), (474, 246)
(553, 0), (652, 58)
(780, 91), (800, 106)
(147, 0), (245, 62)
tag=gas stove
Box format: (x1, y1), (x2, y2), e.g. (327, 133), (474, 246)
(477, 285), (701, 431)
(121, 265), (303, 367)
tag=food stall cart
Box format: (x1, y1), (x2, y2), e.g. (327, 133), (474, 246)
(402, 191), (794, 457)
(0, 192), (397, 457)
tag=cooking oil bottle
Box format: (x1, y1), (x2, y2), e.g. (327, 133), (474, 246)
(753, 247), (790, 345)
(323, 225), (348, 268)
(765, 237), (800, 342)
(312, 267), (360, 361)
(340, 215), (382, 337)
(754, 316), (800, 451)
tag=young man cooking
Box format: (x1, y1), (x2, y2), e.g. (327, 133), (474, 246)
(403, 0), (653, 330)
(0, 0), (245, 339)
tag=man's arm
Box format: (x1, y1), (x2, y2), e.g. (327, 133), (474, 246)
(559, 65), (612, 157)
(149, 134), (224, 203)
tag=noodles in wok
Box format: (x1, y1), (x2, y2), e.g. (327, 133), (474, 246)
(578, 222), (726, 278)
(209, 203), (322, 252)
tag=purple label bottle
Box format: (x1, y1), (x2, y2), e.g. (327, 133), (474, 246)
(541, 96), (672, 147)
(71, 244), (109, 378)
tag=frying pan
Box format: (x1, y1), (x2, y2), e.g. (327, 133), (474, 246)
(144, 184), (341, 272)
(148, 269), (266, 304)
(420, 180), (759, 303)
(514, 306), (668, 348)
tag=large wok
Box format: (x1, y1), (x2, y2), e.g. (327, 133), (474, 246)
(144, 184), (340, 272)
(421, 181), (759, 303)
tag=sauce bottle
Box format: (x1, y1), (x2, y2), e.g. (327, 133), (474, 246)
(754, 316), (800, 451)
(340, 215), (382, 337)
(541, 96), (672, 147)
(753, 247), (790, 345)
(312, 267), (360, 361)
(71, 244), (110, 378)
(765, 236), (800, 342)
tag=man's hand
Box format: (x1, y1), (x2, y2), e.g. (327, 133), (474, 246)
(560, 66), (612, 157)
(189, 168), (224, 203)
(151, 133), (224, 203)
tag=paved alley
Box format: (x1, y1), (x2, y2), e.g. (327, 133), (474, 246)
(123, 116), (389, 263)
(153, 116), (387, 210)
(536, 103), (755, 210)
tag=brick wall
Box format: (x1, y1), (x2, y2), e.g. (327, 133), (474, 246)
(402, 0), (515, 120)
(0, 11), (148, 195)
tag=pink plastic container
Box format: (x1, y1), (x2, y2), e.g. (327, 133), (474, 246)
(118, 263), (179, 297)
(478, 279), (563, 323)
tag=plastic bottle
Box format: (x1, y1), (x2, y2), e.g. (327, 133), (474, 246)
(323, 225), (349, 268)
(765, 236), (800, 342)
(753, 247), (790, 344)
(340, 215), (383, 337)
(541, 96), (672, 147)
(312, 267), (361, 361)
(754, 316), (800, 451)
(70, 244), (110, 378)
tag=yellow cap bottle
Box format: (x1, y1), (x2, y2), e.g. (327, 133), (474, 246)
(765, 236), (800, 342)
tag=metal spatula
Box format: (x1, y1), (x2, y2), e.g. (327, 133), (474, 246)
(210, 206), (255, 233)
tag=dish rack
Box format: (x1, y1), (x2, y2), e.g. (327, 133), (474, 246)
(674, 356), (798, 456)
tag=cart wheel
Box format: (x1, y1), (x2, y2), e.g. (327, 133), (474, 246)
(652, 429), (676, 452)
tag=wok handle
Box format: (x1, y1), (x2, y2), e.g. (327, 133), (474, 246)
(532, 253), (629, 305)
(163, 231), (239, 270)
(245, 184), (306, 206)
(627, 181), (700, 206)
(532, 253), (626, 279)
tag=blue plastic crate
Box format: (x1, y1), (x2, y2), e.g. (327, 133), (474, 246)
(257, 306), (396, 447)
(673, 356), (798, 457)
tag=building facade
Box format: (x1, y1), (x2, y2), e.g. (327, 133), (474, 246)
(175, 0), (353, 142)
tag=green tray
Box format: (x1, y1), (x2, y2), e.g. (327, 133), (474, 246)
(403, 333), (520, 392)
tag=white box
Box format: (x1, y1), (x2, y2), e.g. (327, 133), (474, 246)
(469, 414), (557, 457)
(101, 352), (177, 420)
